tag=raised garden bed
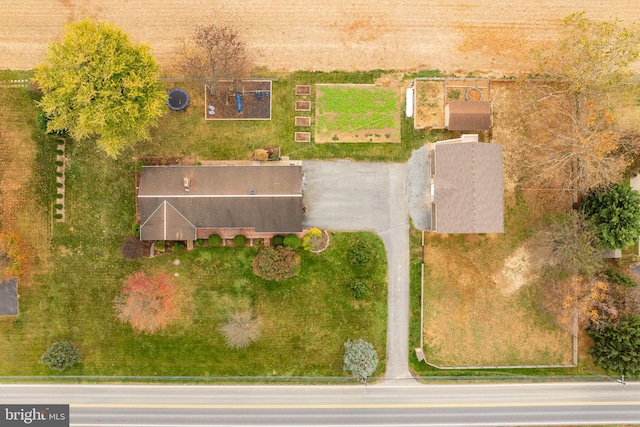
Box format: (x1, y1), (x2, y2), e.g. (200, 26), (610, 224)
(295, 132), (311, 142)
(295, 116), (311, 127)
(295, 100), (311, 111)
(295, 85), (312, 96)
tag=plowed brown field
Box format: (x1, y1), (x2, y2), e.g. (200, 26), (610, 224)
(2, 1), (640, 72)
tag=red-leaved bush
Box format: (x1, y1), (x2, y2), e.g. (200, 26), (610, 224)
(114, 271), (179, 334)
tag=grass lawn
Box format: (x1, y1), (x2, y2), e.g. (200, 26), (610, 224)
(315, 84), (400, 143)
(147, 71), (428, 162)
(0, 79), (389, 378)
(413, 194), (574, 370)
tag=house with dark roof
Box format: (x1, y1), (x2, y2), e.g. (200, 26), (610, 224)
(0, 277), (18, 316)
(429, 134), (504, 234)
(137, 164), (303, 241)
(445, 100), (492, 131)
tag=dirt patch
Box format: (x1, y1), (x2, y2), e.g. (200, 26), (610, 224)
(414, 80), (445, 129)
(205, 80), (272, 120)
(4, 1), (640, 73)
(493, 245), (532, 295)
(414, 78), (493, 129)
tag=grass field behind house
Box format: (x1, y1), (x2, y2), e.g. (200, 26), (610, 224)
(314, 85), (400, 143)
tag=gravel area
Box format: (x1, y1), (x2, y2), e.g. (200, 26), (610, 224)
(407, 145), (431, 231)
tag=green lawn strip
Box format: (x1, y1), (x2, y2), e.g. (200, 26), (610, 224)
(148, 71), (428, 162)
(1, 175), (388, 379)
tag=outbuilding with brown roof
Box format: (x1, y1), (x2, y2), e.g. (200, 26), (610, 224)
(445, 100), (492, 131)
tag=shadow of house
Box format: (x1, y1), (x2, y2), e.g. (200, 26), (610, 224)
(445, 100), (492, 131)
(137, 164), (303, 241)
(0, 277), (18, 316)
(429, 134), (504, 234)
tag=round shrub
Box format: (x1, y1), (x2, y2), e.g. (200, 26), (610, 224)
(302, 228), (325, 252)
(195, 239), (204, 247)
(53, 213), (63, 220)
(55, 193), (63, 199)
(208, 234), (222, 247)
(135, 160), (148, 172)
(253, 246), (301, 281)
(350, 279), (371, 300)
(271, 235), (284, 246)
(55, 182), (63, 188)
(55, 172), (63, 177)
(55, 161), (63, 167)
(283, 235), (300, 249)
(234, 235), (247, 247)
(55, 149), (64, 155)
(349, 241), (372, 266)
(131, 223), (140, 238)
(173, 242), (185, 252)
(154, 240), (165, 252)
(39, 342), (81, 371)
(54, 204), (63, 209)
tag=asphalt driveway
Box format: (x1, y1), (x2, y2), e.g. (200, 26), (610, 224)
(301, 160), (411, 379)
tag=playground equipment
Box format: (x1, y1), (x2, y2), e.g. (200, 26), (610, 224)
(236, 92), (243, 112)
(167, 88), (189, 111)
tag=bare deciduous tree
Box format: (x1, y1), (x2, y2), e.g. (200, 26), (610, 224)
(504, 14), (640, 196)
(535, 211), (603, 277)
(180, 24), (251, 83)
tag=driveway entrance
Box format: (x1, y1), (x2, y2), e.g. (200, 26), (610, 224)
(301, 160), (411, 379)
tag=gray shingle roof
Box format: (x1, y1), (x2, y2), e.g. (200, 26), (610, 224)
(432, 141), (504, 233)
(0, 277), (18, 316)
(138, 165), (303, 240)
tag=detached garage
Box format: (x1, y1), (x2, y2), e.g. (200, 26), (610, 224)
(445, 100), (492, 131)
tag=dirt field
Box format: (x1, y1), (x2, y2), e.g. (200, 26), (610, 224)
(2, 1), (640, 73)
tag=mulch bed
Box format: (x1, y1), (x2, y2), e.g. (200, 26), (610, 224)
(295, 85), (311, 96)
(205, 80), (272, 120)
(295, 116), (311, 127)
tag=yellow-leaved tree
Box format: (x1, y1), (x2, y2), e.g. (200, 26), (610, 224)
(34, 19), (166, 158)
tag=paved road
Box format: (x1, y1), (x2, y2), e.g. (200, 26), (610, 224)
(1, 383), (638, 426)
(302, 161), (411, 379)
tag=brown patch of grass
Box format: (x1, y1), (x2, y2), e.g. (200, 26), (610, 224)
(0, 89), (51, 281)
(422, 196), (573, 366)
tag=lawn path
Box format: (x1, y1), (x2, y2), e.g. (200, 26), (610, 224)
(302, 161), (411, 379)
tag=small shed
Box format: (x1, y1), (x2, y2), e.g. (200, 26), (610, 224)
(445, 100), (491, 131)
(0, 277), (18, 316)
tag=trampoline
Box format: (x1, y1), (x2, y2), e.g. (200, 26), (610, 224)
(167, 89), (190, 111)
